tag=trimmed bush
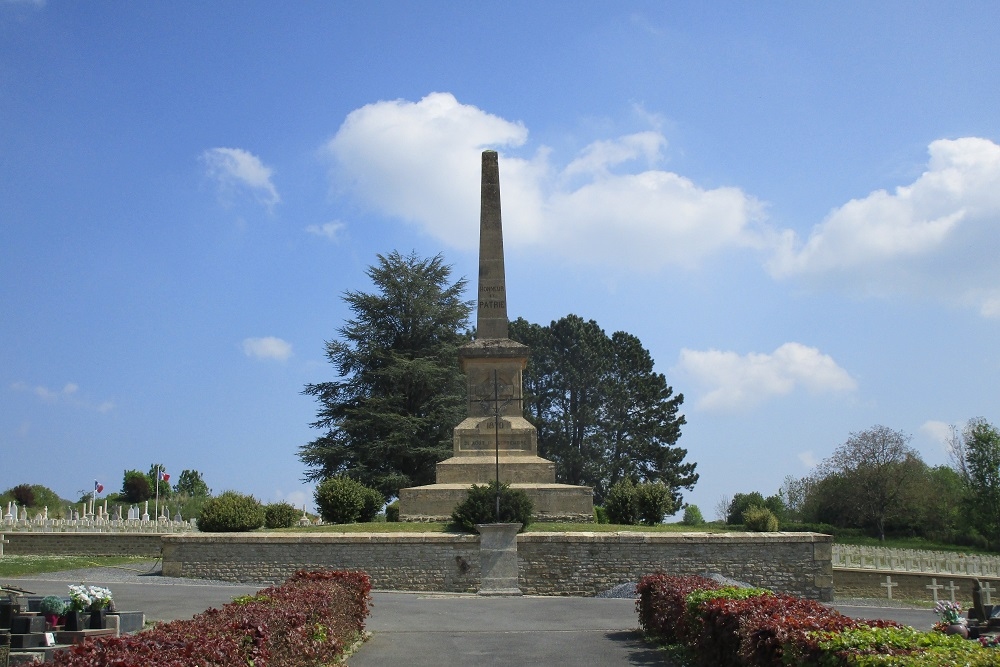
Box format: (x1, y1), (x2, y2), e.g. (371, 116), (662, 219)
(264, 501), (300, 529)
(742, 505), (779, 532)
(605, 479), (639, 525)
(196, 491), (265, 532)
(681, 504), (704, 526)
(385, 500), (399, 522)
(635, 482), (674, 526)
(314, 476), (384, 524)
(593, 505), (609, 524)
(450, 481), (533, 532)
(637, 572), (910, 667)
(46, 570), (371, 667)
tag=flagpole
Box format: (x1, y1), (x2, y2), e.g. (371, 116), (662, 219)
(155, 465), (160, 519)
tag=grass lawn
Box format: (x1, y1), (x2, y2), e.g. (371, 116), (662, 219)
(0, 555), (151, 577)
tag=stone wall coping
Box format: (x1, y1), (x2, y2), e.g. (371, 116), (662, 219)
(159, 530), (830, 545)
(160, 532), (480, 545)
(517, 531), (832, 544)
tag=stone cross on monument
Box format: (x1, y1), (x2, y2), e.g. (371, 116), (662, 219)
(397, 150), (594, 522)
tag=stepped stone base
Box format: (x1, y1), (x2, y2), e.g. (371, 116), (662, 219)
(398, 482), (594, 523)
(436, 455), (555, 484)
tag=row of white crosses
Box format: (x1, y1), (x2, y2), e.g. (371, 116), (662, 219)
(880, 575), (997, 603)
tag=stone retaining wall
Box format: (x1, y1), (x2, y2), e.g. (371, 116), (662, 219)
(1, 532), (163, 557)
(159, 531), (833, 600)
(160, 533), (482, 592)
(834, 568), (996, 602)
(3, 531), (834, 600)
(517, 532), (833, 599)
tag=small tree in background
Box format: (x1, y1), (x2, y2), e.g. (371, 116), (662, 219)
(635, 482), (674, 526)
(147, 463), (172, 499)
(174, 470), (210, 497)
(122, 470), (152, 503)
(604, 479), (639, 525)
(264, 501), (300, 529)
(11, 484), (35, 507)
(682, 504), (705, 526)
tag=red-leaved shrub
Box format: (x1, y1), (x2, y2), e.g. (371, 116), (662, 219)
(636, 574), (721, 644)
(43, 570), (372, 667)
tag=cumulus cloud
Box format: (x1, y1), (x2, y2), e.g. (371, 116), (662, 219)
(242, 336), (292, 361)
(798, 451), (820, 469)
(305, 221), (346, 241)
(202, 147), (280, 210)
(768, 137), (1000, 317)
(10, 381), (114, 412)
(324, 92), (765, 269)
(674, 342), (857, 411)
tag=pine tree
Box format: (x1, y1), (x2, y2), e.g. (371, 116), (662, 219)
(299, 251), (472, 499)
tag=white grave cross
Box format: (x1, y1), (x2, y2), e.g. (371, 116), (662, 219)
(946, 580), (961, 602)
(881, 575), (898, 600)
(926, 578), (943, 602)
(981, 581), (995, 606)
(0, 533), (8, 556)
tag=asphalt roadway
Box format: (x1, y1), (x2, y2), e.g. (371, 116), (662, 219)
(7, 565), (939, 666)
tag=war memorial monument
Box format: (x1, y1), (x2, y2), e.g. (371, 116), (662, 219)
(398, 150), (594, 522)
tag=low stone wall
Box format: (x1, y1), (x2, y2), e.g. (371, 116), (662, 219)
(159, 531), (833, 600)
(518, 532), (833, 599)
(834, 568), (996, 602)
(160, 533), (482, 592)
(1, 532), (163, 557)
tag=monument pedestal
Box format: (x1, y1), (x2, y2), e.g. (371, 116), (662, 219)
(476, 523), (522, 596)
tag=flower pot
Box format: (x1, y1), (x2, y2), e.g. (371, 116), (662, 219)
(945, 623), (969, 639)
(63, 611), (83, 631)
(88, 609), (106, 629)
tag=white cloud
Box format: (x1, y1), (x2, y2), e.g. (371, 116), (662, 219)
(202, 147), (280, 210)
(10, 381), (113, 412)
(798, 451), (819, 469)
(768, 137), (1000, 317)
(674, 342), (857, 411)
(325, 93), (765, 269)
(305, 221), (346, 241)
(242, 336), (292, 361)
(920, 420), (953, 446)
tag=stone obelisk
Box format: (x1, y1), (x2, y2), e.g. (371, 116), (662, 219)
(397, 150), (593, 522)
(476, 150), (508, 340)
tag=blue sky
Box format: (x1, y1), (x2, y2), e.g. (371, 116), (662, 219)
(2, 2), (998, 517)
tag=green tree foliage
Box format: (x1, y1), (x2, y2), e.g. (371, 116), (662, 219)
(147, 463), (172, 499)
(956, 418), (1000, 545)
(11, 484), (34, 507)
(742, 506), (779, 532)
(820, 425), (921, 541)
(196, 491), (265, 532)
(263, 501), (300, 529)
(510, 315), (696, 506)
(603, 479), (676, 525)
(726, 492), (766, 525)
(121, 470), (152, 503)
(314, 476), (384, 524)
(299, 251), (472, 498)
(450, 481), (533, 532)
(174, 469), (210, 497)
(682, 504), (705, 526)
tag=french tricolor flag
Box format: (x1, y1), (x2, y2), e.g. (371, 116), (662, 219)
(158, 469), (170, 483)
(94, 480), (104, 494)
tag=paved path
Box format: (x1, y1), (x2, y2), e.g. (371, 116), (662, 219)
(348, 593), (661, 666)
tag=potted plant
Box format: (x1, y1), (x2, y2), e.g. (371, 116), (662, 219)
(65, 584), (92, 631)
(86, 586), (113, 629)
(38, 596), (66, 629)
(934, 600), (968, 638)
